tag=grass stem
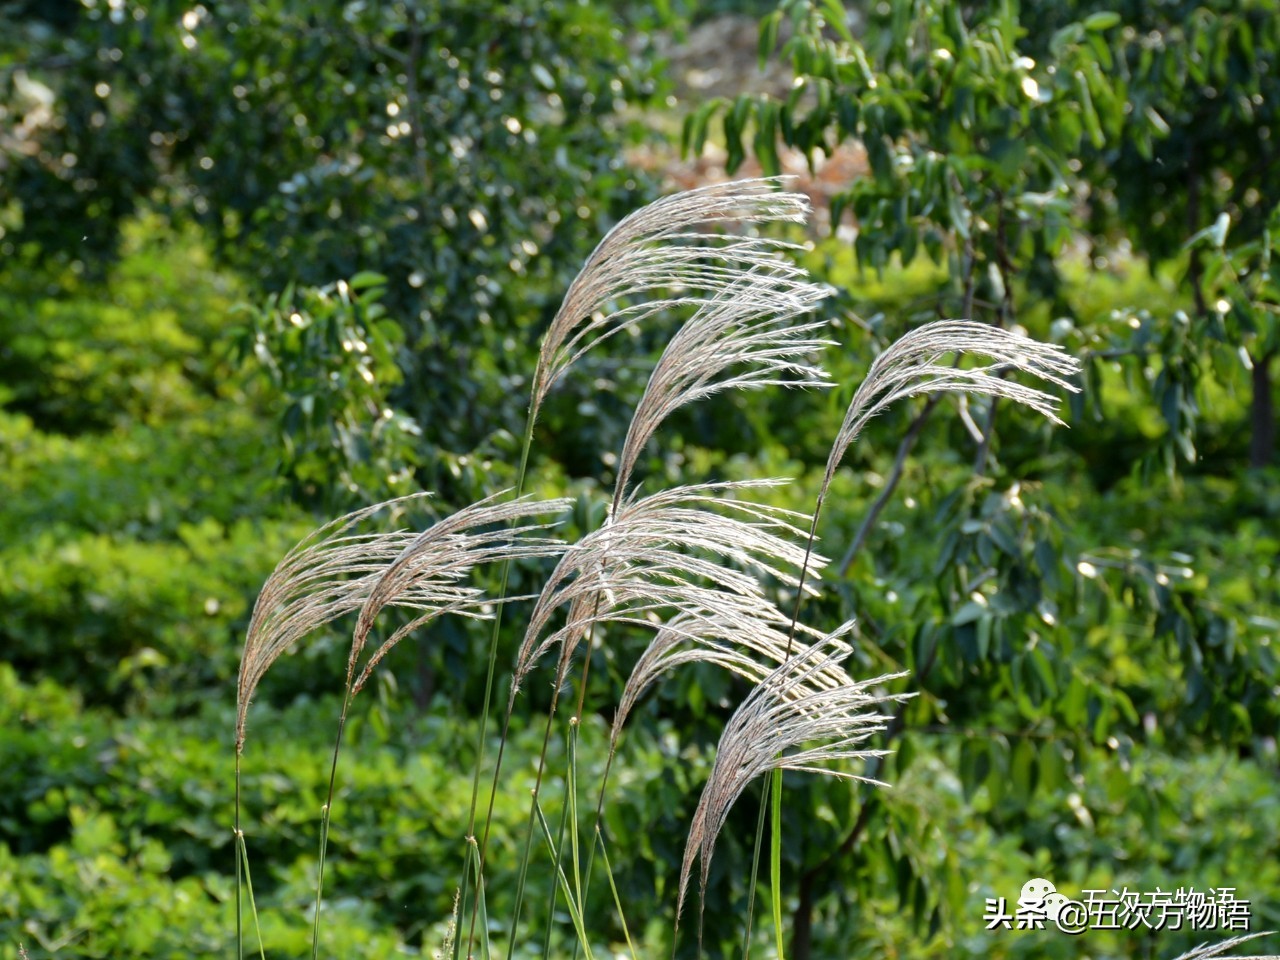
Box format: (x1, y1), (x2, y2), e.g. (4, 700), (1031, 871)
(534, 801), (596, 960)
(740, 776), (769, 960)
(235, 756), (243, 960)
(770, 768), (785, 960)
(311, 693), (353, 960)
(596, 829), (638, 960)
(541, 758), (575, 960)
(462, 406), (536, 956)
(237, 830), (267, 960)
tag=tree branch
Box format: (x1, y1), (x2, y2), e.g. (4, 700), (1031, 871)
(837, 393), (944, 576)
(837, 238), (978, 577)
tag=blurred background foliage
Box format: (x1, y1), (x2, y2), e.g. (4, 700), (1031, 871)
(1, 0), (1277, 958)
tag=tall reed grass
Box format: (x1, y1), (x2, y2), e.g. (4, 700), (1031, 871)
(233, 178), (1087, 959)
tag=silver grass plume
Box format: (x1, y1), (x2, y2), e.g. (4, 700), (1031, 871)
(614, 270), (831, 495)
(236, 492), (567, 752)
(531, 178), (816, 413)
(237, 493), (431, 753)
(348, 493), (571, 695)
(611, 608), (849, 753)
(509, 479), (827, 706)
(677, 628), (909, 924)
(821, 320), (1081, 496)
(1170, 934), (1280, 960)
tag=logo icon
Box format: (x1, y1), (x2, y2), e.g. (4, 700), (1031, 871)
(1016, 878), (1083, 932)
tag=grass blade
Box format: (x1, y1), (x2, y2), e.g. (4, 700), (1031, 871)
(542, 756), (575, 960)
(596, 828), (638, 960)
(534, 801), (596, 960)
(311, 799), (330, 960)
(463, 409), (536, 956)
(237, 832), (267, 960)
(770, 768), (785, 960)
(568, 720), (582, 907)
(452, 852), (473, 960)
(740, 775), (768, 959)
(235, 758), (244, 960)
(468, 841), (492, 960)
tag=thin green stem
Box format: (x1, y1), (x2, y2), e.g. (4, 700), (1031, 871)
(466, 407), (536, 834)
(535, 599), (604, 957)
(567, 720), (582, 907)
(461, 406), (537, 957)
(742, 491), (824, 956)
(450, 850), (473, 960)
(541, 757), (575, 960)
(235, 755), (244, 960)
(237, 831), (267, 960)
(502, 680), (565, 949)
(311, 691), (353, 960)
(770, 768), (785, 960)
(467, 840), (492, 960)
(596, 830), (638, 960)
(564, 605), (613, 960)
(577, 746), (616, 925)
(784, 504), (824, 658)
(534, 801), (596, 960)
(740, 775), (769, 960)
(509, 803), (540, 954)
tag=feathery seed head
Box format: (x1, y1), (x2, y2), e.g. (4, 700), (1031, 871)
(612, 609), (849, 752)
(348, 493), (571, 694)
(237, 493), (432, 753)
(823, 320), (1082, 494)
(509, 480), (828, 708)
(677, 627), (909, 924)
(532, 178), (820, 413)
(1169, 933), (1280, 960)
(236, 492), (568, 753)
(615, 271), (833, 495)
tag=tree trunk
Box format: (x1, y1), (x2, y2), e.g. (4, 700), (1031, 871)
(1250, 349), (1276, 468)
(791, 869), (815, 960)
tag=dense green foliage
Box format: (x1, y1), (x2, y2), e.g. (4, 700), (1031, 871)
(2, 1), (1278, 959)
(2, 0), (666, 498)
(684, 1), (1279, 954)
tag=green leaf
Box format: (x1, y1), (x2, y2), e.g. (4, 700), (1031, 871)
(1076, 72), (1105, 148)
(1083, 11), (1121, 32)
(1039, 740), (1066, 793)
(1010, 737), (1037, 805)
(755, 99), (782, 176)
(821, 0), (855, 46)
(1050, 23), (1084, 59)
(347, 271), (387, 291)
(952, 600), (986, 626)
(947, 189), (971, 241)
(959, 738), (985, 801)
(682, 100), (723, 158)
(759, 11), (783, 70)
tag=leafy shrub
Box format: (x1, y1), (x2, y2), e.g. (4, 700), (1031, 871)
(0, 518), (304, 710)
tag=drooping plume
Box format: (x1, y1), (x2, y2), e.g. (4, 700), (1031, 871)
(611, 608), (850, 753)
(614, 270), (832, 495)
(531, 178), (818, 415)
(509, 480), (827, 706)
(236, 492), (568, 752)
(348, 493), (571, 694)
(237, 494), (431, 753)
(677, 629), (908, 922)
(1169, 933), (1280, 960)
(821, 320), (1081, 496)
